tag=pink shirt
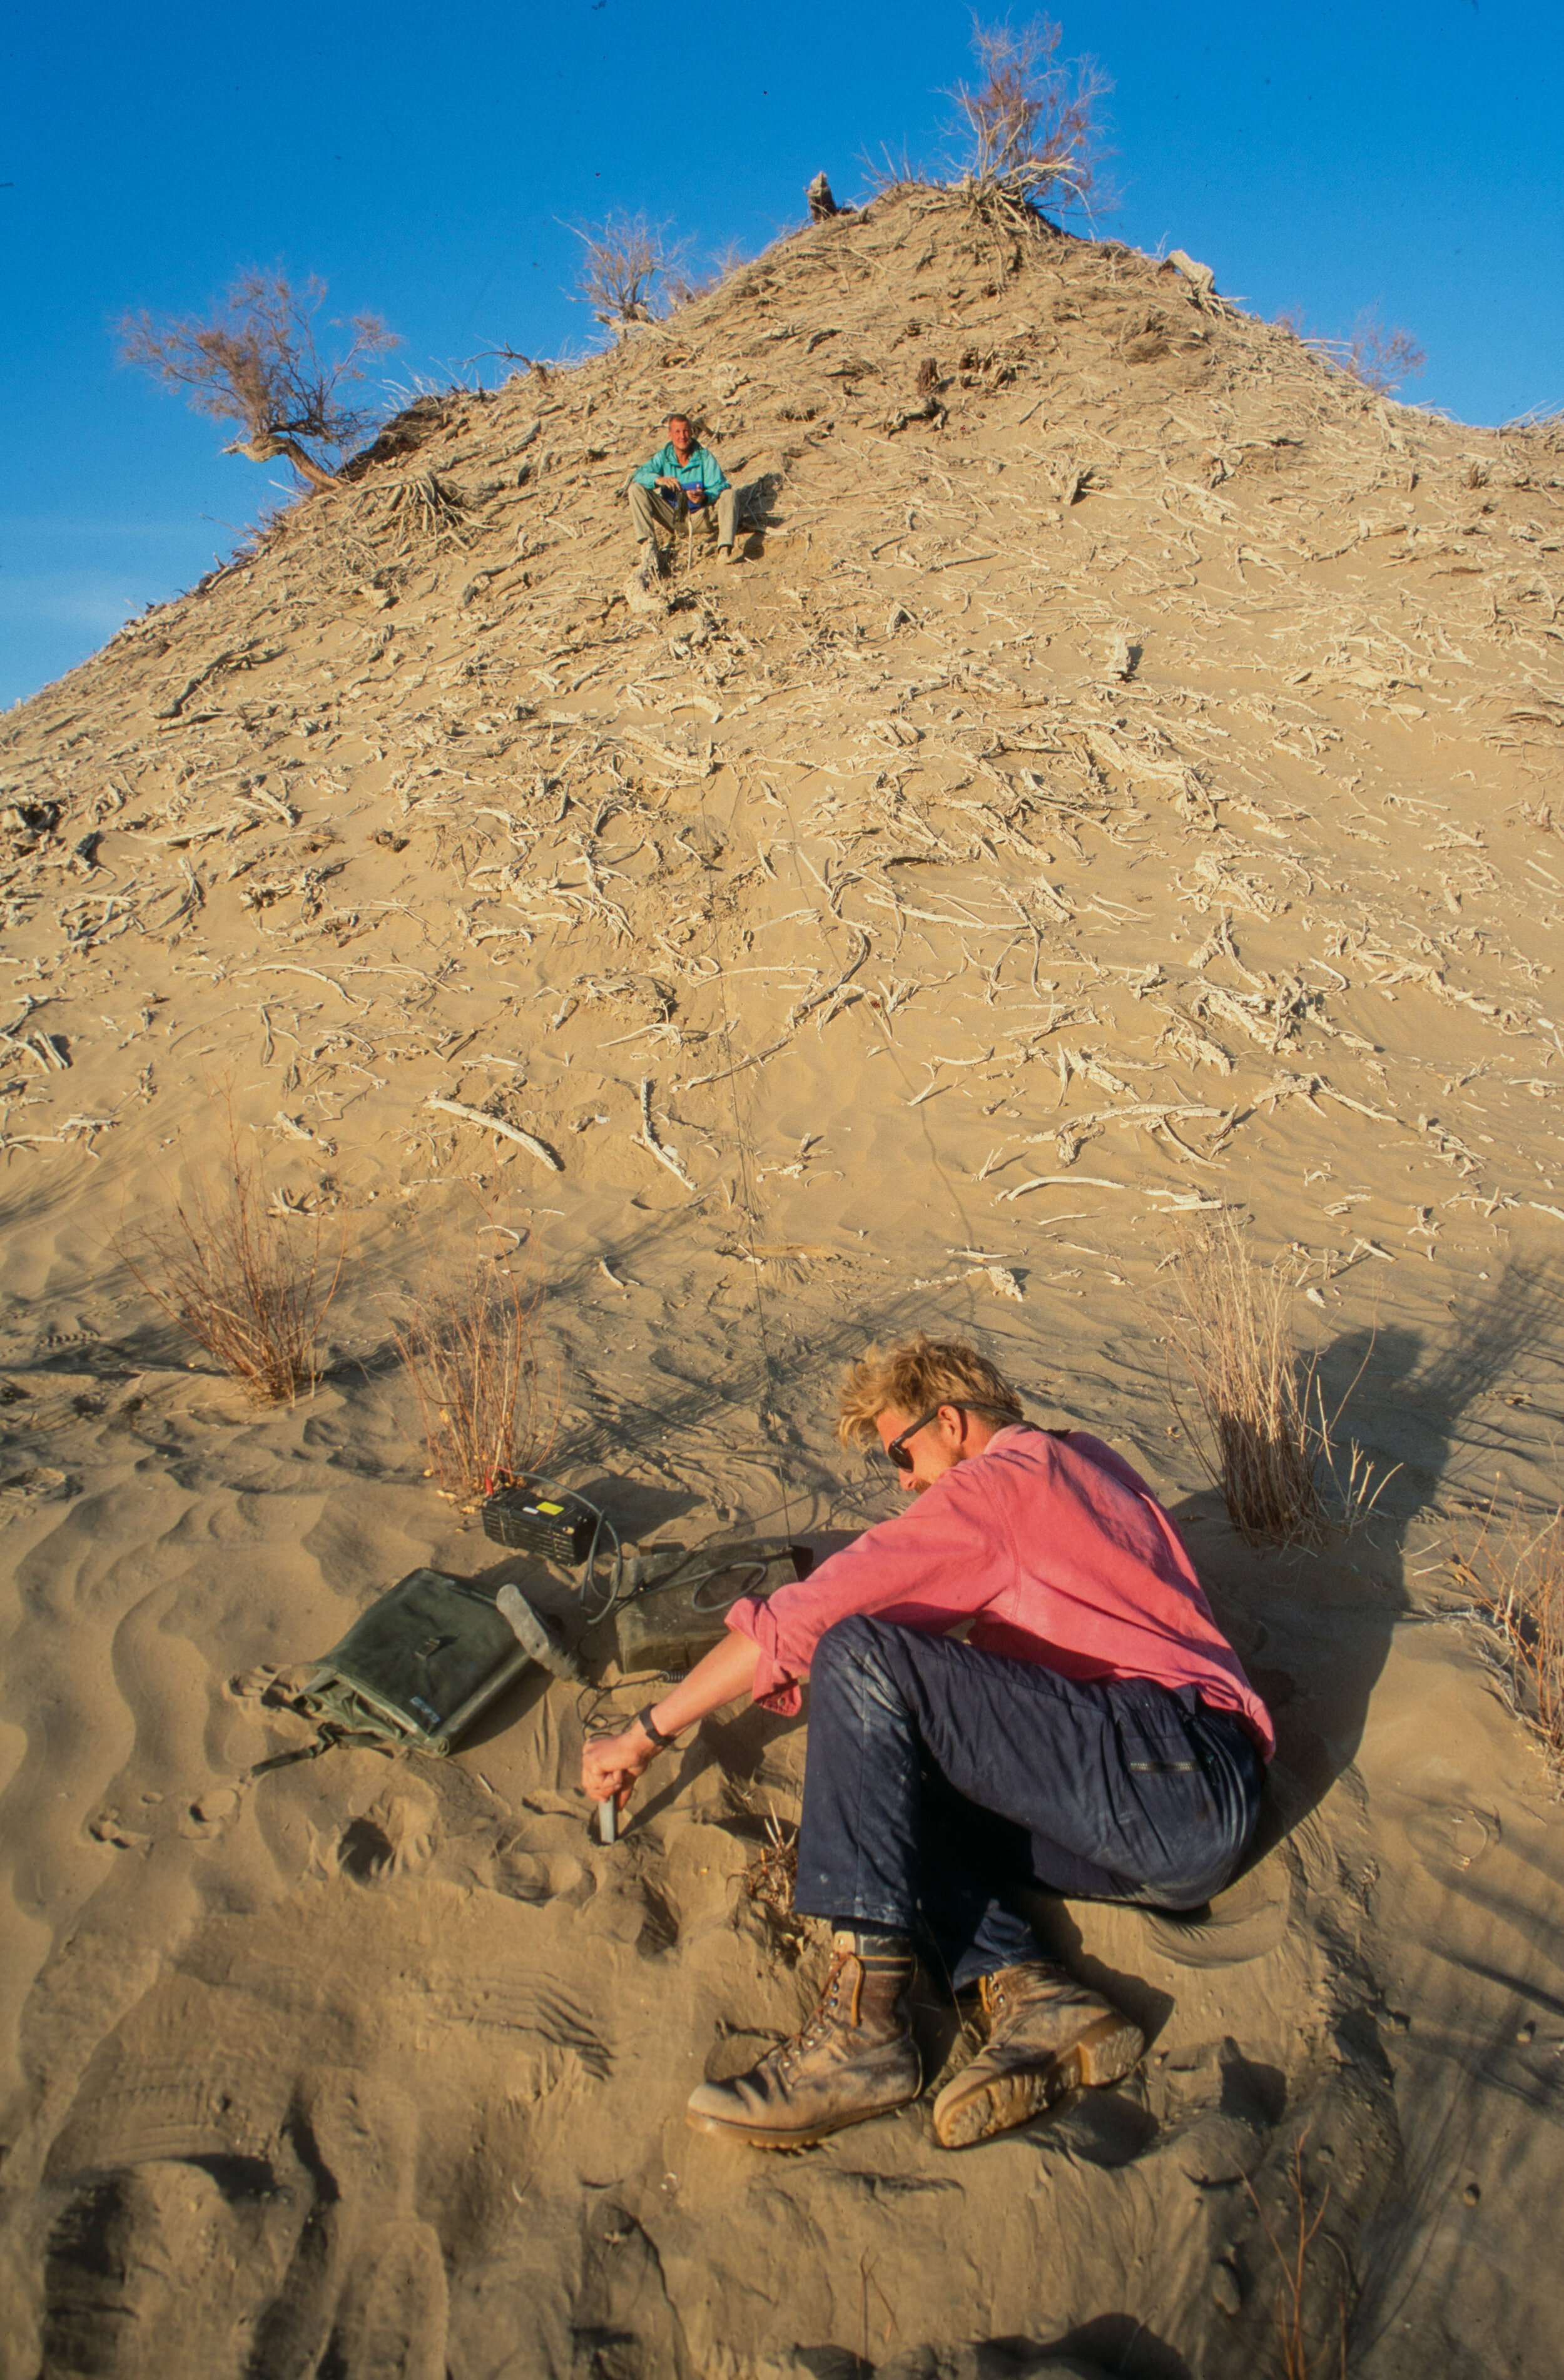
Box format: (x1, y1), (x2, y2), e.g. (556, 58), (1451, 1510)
(726, 1425), (1273, 1760)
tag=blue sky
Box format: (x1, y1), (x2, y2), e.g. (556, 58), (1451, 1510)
(3, 0), (1560, 707)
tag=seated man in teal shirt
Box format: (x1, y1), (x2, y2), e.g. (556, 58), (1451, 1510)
(629, 412), (742, 565)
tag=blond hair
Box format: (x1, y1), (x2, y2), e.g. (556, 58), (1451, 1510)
(836, 1330), (1025, 1451)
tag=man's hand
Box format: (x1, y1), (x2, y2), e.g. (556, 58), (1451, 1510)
(655, 474), (680, 495)
(579, 1632), (760, 1825)
(582, 1724), (656, 1815)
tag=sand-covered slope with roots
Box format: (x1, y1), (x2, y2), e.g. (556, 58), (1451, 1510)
(3, 188), (1564, 2377)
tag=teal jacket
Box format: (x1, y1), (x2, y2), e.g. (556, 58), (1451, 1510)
(632, 438), (729, 502)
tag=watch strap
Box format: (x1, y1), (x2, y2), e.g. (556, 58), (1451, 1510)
(634, 1704), (676, 1752)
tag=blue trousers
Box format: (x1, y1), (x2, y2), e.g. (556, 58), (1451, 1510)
(794, 1616), (1264, 1988)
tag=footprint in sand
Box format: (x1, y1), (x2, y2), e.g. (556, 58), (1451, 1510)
(0, 1462), (73, 1517)
(43, 1997), (451, 2380)
(332, 1786), (439, 1881)
(85, 1808), (150, 1853)
(43, 2159), (266, 2377)
(1404, 1800), (1501, 1878)
(495, 1843), (586, 1903)
(319, 2219), (449, 2380)
(43, 2132), (449, 2380)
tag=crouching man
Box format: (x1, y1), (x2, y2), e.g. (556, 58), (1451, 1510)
(582, 1332), (1271, 2150)
(627, 412), (742, 563)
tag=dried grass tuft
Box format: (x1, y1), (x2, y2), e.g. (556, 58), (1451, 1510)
(1162, 1213), (1390, 1544)
(743, 1806), (800, 1916)
(116, 1118), (344, 1404)
(1450, 1502), (1564, 1764)
(388, 1231), (557, 1497)
(1164, 1214), (1321, 1541)
(738, 1800), (811, 1963)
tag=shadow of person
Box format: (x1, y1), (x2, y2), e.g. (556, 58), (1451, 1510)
(1045, 2315), (1197, 2380)
(1168, 1255), (1564, 1868)
(736, 470), (785, 534)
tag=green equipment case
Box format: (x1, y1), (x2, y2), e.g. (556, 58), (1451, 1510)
(613, 1539), (812, 1676)
(300, 1568), (536, 1756)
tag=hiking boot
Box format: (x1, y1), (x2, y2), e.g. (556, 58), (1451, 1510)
(931, 1960), (1144, 2150)
(686, 1933), (920, 2148)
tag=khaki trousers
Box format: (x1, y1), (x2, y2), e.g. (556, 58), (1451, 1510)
(629, 477), (739, 550)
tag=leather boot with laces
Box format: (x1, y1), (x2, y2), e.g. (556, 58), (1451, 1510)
(932, 1960), (1144, 2149)
(686, 1933), (921, 2148)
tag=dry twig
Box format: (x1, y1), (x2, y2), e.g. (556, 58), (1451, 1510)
(1245, 2135), (1348, 2380)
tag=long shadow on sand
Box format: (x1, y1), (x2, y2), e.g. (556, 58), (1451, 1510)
(1173, 1256), (1564, 1867)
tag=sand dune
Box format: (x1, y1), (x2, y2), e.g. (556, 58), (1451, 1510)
(2, 188), (1564, 2375)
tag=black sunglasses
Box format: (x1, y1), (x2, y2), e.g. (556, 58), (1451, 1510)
(883, 1402), (1018, 1471)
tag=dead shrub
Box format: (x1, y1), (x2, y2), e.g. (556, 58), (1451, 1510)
(1162, 1214), (1388, 1544)
(948, 16), (1110, 220)
(1502, 405), (1564, 454)
(1276, 303), (1425, 399)
(119, 270), (399, 491)
(115, 1120), (344, 1405)
(1346, 308), (1426, 397)
(388, 1231), (557, 1498)
(1450, 1502), (1564, 1764)
(569, 211), (684, 333)
(666, 240), (752, 310)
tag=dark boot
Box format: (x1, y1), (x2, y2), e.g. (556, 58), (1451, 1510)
(686, 1933), (921, 2149)
(932, 1960), (1144, 2149)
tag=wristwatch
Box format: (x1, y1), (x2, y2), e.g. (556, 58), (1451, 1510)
(633, 1705), (677, 1753)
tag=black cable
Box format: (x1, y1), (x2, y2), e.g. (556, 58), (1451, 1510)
(505, 1470), (623, 1622)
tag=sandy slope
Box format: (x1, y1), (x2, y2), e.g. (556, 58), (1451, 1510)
(2, 188), (1564, 2376)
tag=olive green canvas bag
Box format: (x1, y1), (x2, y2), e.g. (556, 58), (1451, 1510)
(255, 1569), (538, 1769)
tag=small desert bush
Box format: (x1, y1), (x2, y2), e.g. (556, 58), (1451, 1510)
(116, 1124), (344, 1404)
(1346, 308), (1425, 397)
(119, 270), (398, 490)
(1273, 304), (1424, 400)
(1451, 1502), (1564, 1762)
(389, 1233), (557, 1497)
(948, 16), (1110, 218)
(569, 211), (683, 333)
(666, 240), (752, 310)
(1162, 1214), (1386, 1544)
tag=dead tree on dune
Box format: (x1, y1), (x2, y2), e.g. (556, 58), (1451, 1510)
(118, 270), (399, 492)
